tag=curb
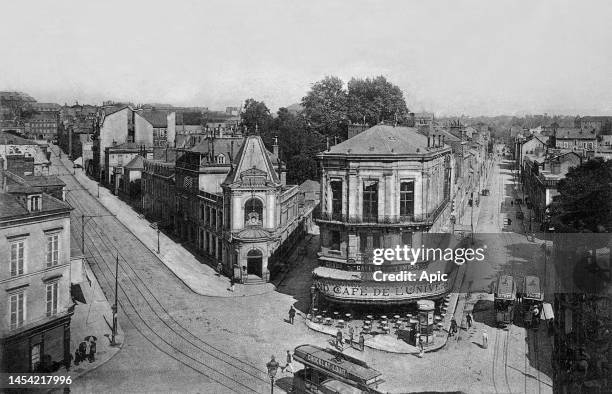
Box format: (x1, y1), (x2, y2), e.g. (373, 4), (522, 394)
(53, 151), (276, 299)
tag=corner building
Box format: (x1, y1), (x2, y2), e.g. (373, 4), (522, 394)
(314, 125), (456, 306)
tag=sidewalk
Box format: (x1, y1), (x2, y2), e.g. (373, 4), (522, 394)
(64, 262), (123, 380)
(51, 146), (275, 298)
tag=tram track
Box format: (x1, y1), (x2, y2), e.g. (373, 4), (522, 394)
(53, 163), (271, 392)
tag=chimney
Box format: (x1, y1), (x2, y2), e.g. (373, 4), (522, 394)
(273, 135), (279, 157)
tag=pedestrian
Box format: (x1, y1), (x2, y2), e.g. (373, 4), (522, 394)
(359, 332), (365, 351)
(78, 341), (88, 363)
(88, 338), (97, 362)
(288, 305), (296, 324)
(217, 262), (223, 275)
(482, 330), (488, 349)
(466, 313), (473, 329)
(74, 348), (81, 366)
(280, 350), (295, 374)
(348, 326), (354, 346)
(229, 277), (235, 292)
(336, 329), (343, 348)
(450, 318), (458, 336)
(418, 336), (424, 358)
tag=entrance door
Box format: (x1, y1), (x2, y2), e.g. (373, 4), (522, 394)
(246, 249), (263, 277)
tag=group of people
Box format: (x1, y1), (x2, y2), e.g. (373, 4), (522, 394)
(336, 327), (366, 351)
(74, 337), (97, 366)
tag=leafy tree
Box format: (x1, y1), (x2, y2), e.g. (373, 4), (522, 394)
(548, 158), (612, 234)
(347, 76), (409, 125)
(240, 98), (273, 134)
(301, 76), (348, 138)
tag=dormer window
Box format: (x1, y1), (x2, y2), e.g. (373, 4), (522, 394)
(216, 154), (226, 164)
(29, 195), (41, 212)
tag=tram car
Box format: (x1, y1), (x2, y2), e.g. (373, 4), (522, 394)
(522, 275), (543, 328)
(494, 275), (516, 327)
(292, 344), (384, 394)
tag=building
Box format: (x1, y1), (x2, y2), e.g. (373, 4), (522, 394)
(575, 115), (612, 134)
(517, 135), (549, 171)
(92, 106), (153, 181)
(24, 113), (59, 141)
(173, 134), (313, 283)
(103, 142), (153, 194)
(0, 185), (73, 373)
(0, 131), (51, 176)
(413, 112), (435, 128)
(142, 149), (178, 230)
(522, 151), (582, 222)
(30, 103), (61, 114)
(136, 110), (176, 148)
(554, 128), (597, 153)
(313, 124), (455, 307)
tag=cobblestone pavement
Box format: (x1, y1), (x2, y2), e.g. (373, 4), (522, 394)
(50, 149), (553, 393)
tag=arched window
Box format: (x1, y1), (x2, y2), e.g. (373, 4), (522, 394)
(216, 154), (226, 164)
(244, 198), (263, 226)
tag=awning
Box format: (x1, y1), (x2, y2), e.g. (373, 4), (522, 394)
(540, 302), (554, 320)
(71, 283), (87, 304)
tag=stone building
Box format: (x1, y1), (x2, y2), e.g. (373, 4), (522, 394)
(0, 185), (73, 373)
(142, 149), (178, 230)
(173, 134), (312, 283)
(24, 113), (59, 141)
(314, 124), (454, 305)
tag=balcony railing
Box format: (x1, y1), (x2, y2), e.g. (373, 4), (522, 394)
(316, 198), (449, 226)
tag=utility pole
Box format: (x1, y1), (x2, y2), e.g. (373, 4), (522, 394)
(470, 191), (474, 245)
(111, 252), (119, 346)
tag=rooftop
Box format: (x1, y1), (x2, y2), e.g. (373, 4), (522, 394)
(138, 110), (170, 128)
(124, 155), (145, 170)
(556, 128), (597, 139)
(0, 192), (71, 221)
(324, 125), (447, 156)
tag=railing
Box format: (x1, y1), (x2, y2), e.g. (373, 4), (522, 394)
(316, 199), (449, 225)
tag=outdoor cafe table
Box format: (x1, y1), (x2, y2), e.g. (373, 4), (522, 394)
(315, 315), (322, 323)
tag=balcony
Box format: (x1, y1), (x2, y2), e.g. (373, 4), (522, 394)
(315, 199), (449, 227)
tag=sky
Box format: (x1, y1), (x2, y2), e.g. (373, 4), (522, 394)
(1, 0), (611, 116)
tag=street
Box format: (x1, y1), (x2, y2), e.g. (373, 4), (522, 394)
(52, 151), (553, 394)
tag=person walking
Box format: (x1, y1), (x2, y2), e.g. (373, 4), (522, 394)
(88, 338), (97, 362)
(217, 262), (223, 276)
(450, 318), (458, 337)
(229, 277), (235, 292)
(336, 329), (343, 348)
(482, 330), (489, 349)
(418, 336), (424, 358)
(466, 313), (473, 329)
(78, 341), (88, 364)
(359, 332), (365, 351)
(280, 350), (295, 374)
(348, 326), (354, 347)
(288, 306), (296, 324)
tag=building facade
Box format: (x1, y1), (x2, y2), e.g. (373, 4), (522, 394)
(313, 125), (455, 306)
(0, 187), (73, 373)
(24, 113), (59, 141)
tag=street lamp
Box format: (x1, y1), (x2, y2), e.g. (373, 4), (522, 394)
(157, 227), (161, 254)
(266, 356), (279, 394)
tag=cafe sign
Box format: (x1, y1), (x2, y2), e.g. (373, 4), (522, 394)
(314, 275), (453, 302)
(305, 354), (348, 378)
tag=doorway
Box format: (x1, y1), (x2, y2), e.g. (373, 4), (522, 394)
(246, 249), (263, 277)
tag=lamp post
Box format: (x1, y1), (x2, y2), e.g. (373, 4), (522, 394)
(110, 251), (119, 346)
(266, 356), (279, 394)
(157, 227), (161, 254)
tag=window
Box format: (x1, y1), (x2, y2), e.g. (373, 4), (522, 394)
(211, 209), (216, 228)
(244, 198), (263, 226)
(400, 181), (415, 217)
(46, 282), (58, 316)
(10, 240), (24, 276)
(46, 233), (59, 267)
(216, 154), (226, 164)
(362, 181), (378, 220)
(10, 292), (25, 330)
(30, 196), (41, 211)
(330, 180), (342, 217)
(563, 142), (568, 149)
(330, 231), (341, 251)
(200, 205), (205, 220)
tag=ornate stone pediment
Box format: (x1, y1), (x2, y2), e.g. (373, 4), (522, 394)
(239, 167), (268, 186)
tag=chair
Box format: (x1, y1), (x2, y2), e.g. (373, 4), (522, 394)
(316, 315), (322, 323)
(324, 317), (332, 325)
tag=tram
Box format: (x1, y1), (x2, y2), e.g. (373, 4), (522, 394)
(494, 275), (516, 327)
(522, 275), (543, 328)
(292, 344), (383, 394)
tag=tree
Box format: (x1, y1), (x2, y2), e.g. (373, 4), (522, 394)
(548, 158), (612, 234)
(301, 76), (348, 138)
(347, 76), (409, 125)
(240, 98), (273, 134)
